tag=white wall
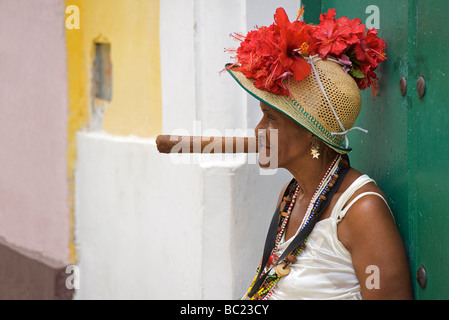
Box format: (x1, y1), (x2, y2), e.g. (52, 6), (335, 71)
(75, 132), (204, 299)
(75, 0), (298, 299)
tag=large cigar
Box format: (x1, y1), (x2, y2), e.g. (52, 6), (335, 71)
(156, 135), (258, 154)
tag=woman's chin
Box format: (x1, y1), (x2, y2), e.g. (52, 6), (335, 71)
(258, 148), (280, 169)
(258, 163), (277, 170)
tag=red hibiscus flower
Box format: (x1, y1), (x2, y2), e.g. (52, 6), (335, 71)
(274, 8), (312, 83)
(226, 6), (387, 97)
(310, 9), (365, 58)
(230, 8), (314, 95)
(355, 28), (386, 68)
(232, 24), (289, 95)
(353, 28), (387, 97)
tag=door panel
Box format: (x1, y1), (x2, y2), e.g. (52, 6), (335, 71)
(413, 0), (449, 299)
(304, 0), (449, 299)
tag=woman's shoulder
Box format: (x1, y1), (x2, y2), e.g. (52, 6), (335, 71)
(340, 168), (386, 203)
(338, 168), (393, 233)
(337, 168), (399, 253)
(327, 168), (390, 224)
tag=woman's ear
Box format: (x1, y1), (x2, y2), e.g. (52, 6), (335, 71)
(307, 133), (318, 148)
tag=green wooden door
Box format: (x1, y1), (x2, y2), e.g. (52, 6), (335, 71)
(412, 0), (449, 300)
(303, 0), (449, 299)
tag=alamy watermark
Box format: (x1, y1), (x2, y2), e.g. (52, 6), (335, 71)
(65, 5), (80, 30)
(166, 122), (279, 175)
(365, 265), (380, 290)
(65, 264), (80, 290)
(366, 5), (380, 30)
(64, 263), (380, 291)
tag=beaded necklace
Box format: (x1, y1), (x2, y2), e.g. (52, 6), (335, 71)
(244, 154), (344, 300)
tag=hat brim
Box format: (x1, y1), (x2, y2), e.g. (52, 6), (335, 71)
(226, 65), (352, 154)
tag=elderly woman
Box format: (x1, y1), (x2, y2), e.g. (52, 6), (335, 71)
(226, 7), (413, 300)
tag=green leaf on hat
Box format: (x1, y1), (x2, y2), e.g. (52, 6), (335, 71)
(350, 69), (365, 79)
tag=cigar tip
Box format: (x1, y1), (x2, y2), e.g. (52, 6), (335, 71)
(156, 135), (170, 153)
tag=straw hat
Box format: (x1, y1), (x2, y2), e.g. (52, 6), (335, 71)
(227, 57), (362, 154)
(225, 7), (386, 154)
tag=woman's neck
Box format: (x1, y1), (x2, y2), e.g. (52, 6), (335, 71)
(288, 151), (339, 200)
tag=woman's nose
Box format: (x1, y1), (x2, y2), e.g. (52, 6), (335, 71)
(255, 117), (266, 137)
(255, 123), (260, 138)
(255, 123), (264, 147)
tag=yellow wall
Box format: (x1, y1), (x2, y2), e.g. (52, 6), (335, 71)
(83, 0), (161, 136)
(65, 0), (162, 262)
(70, 0), (162, 137)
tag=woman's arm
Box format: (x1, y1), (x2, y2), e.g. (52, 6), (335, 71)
(338, 192), (414, 300)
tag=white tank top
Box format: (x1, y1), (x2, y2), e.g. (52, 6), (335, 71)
(267, 174), (389, 300)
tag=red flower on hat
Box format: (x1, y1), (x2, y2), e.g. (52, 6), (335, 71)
(229, 8), (313, 95)
(232, 24), (287, 95)
(274, 8), (312, 83)
(310, 9), (365, 58)
(227, 6), (387, 97)
(353, 28), (387, 96)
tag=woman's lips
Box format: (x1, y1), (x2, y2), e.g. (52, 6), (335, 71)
(257, 137), (270, 150)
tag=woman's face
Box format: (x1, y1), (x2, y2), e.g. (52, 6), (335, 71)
(255, 102), (312, 169)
